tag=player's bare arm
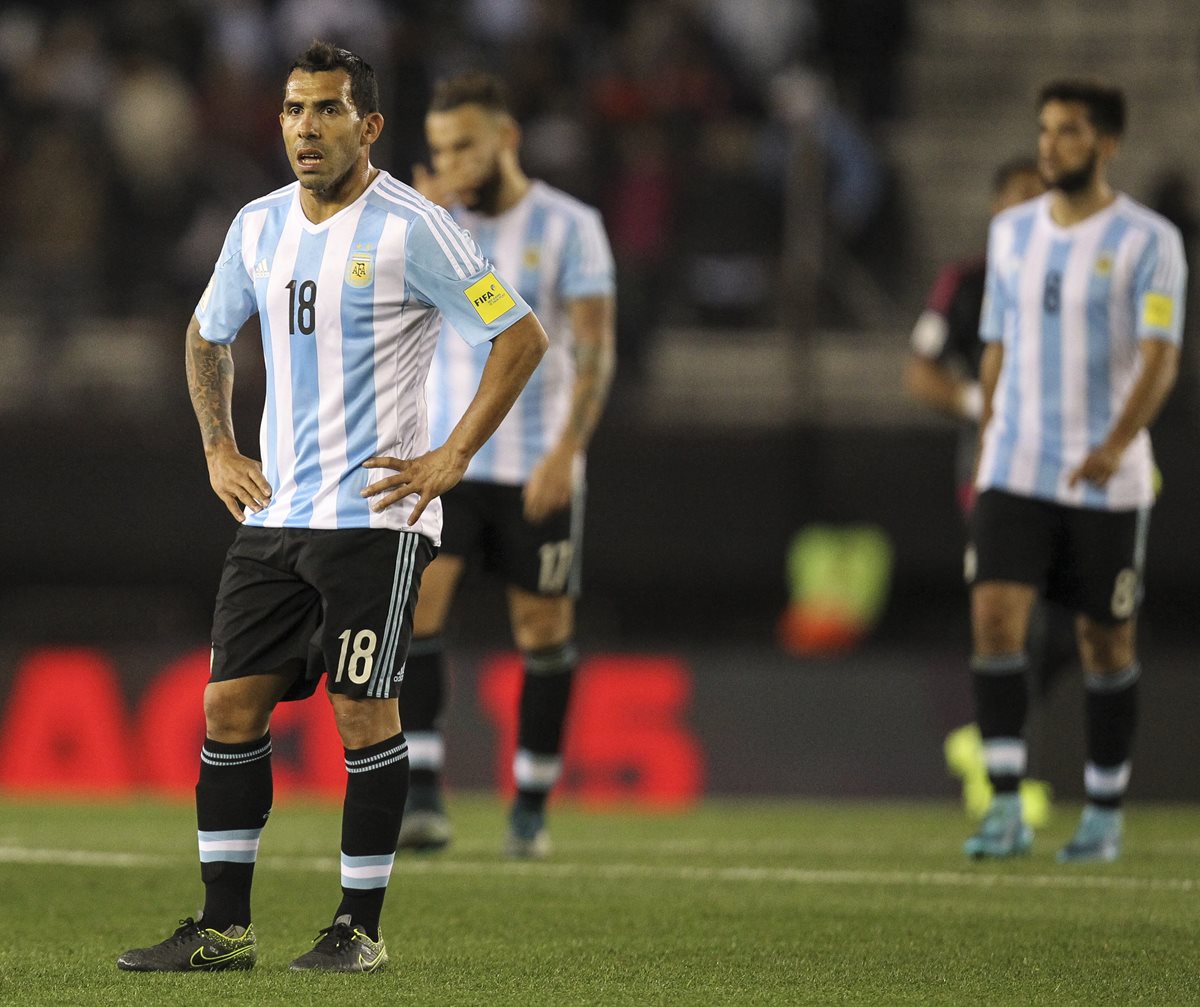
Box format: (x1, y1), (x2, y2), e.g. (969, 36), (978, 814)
(185, 315), (272, 521)
(971, 341), (1004, 488)
(904, 355), (980, 421)
(1069, 338), (1179, 488)
(523, 295), (616, 523)
(363, 312), (549, 523)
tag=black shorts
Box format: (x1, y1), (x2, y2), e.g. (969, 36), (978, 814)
(210, 526), (435, 701)
(439, 479), (583, 596)
(968, 489), (1150, 624)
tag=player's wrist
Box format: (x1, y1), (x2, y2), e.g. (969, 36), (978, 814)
(1099, 434), (1130, 460)
(203, 437), (239, 459)
(547, 438), (583, 464)
(437, 439), (473, 474)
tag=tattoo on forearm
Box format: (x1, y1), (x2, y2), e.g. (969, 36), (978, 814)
(568, 339), (614, 445)
(186, 332), (236, 449)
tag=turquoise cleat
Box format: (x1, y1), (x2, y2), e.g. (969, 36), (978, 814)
(504, 804), (551, 859)
(1057, 806), (1123, 864)
(963, 794), (1033, 859)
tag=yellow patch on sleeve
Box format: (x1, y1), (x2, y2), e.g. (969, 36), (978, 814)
(464, 272), (517, 324)
(1142, 292), (1174, 329)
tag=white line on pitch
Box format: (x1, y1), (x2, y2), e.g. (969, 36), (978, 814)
(0, 845), (1196, 894)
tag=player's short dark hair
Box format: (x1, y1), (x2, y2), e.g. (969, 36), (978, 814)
(1038, 79), (1125, 137)
(992, 156), (1040, 194)
(428, 71), (512, 116)
(288, 40), (379, 115)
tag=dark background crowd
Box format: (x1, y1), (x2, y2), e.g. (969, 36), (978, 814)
(0, 0), (913, 379)
(0, 0), (1197, 650)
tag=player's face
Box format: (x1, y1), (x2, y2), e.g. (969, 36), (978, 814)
(280, 70), (375, 195)
(1037, 100), (1105, 195)
(425, 105), (507, 213)
(992, 170), (1045, 215)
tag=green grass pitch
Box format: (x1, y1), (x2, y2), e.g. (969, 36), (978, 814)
(0, 796), (1197, 1005)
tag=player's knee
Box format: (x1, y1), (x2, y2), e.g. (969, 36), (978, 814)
(971, 585), (1032, 656)
(1076, 620), (1135, 673)
(203, 684), (271, 742)
(510, 602), (573, 652)
(971, 607), (1024, 656)
(412, 601), (447, 638)
(330, 694), (401, 749)
(412, 556), (463, 636)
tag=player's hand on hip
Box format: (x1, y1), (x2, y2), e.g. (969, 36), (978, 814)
(523, 448), (576, 524)
(205, 445), (272, 521)
(1069, 444), (1121, 488)
(362, 448), (467, 526)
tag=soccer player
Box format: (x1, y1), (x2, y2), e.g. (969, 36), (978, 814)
(388, 72), (616, 857)
(906, 159), (1068, 821)
(116, 42), (547, 972)
(964, 80), (1185, 862)
(906, 157), (1045, 507)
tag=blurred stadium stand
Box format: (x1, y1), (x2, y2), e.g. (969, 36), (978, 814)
(1, 1), (1198, 799)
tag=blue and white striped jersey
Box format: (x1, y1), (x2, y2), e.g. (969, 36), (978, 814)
(976, 192), (1186, 510)
(427, 179), (615, 485)
(195, 170), (531, 542)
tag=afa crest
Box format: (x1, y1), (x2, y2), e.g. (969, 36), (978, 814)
(1094, 254), (1114, 277)
(346, 249), (374, 288)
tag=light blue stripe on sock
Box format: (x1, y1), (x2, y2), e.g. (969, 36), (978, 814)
(197, 827), (263, 864)
(1085, 663), (1140, 693)
(340, 851), (395, 889)
(971, 653), (1028, 675)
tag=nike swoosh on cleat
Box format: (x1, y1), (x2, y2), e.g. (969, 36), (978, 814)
(190, 944), (253, 967)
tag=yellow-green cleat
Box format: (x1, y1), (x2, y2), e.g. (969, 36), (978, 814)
(944, 723), (1053, 827)
(116, 918), (256, 972)
(290, 915), (388, 972)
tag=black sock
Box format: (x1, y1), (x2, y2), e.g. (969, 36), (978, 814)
(1084, 664), (1139, 810)
(400, 636), (444, 800)
(196, 734), (273, 932)
(971, 653), (1029, 795)
(514, 642), (577, 813)
(336, 733), (409, 941)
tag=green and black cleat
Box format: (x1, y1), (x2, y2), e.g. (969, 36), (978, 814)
(116, 917), (256, 972)
(289, 915), (388, 972)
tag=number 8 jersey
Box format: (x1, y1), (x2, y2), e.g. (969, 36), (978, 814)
(976, 192), (1186, 510)
(195, 170), (531, 541)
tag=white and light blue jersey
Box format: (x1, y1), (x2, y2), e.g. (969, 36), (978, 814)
(195, 169), (531, 541)
(427, 179), (615, 484)
(976, 192), (1186, 510)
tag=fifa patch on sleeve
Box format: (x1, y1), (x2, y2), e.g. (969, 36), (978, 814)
(465, 272), (517, 324)
(1142, 292), (1174, 329)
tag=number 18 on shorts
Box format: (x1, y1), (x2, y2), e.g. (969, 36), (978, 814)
(209, 527), (436, 702)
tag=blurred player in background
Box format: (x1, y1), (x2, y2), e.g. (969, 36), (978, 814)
(117, 42), (546, 973)
(964, 79), (1185, 862)
(906, 159), (1071, 822)
(907, 157), (1045, 507)
(393, 72), (616, 858)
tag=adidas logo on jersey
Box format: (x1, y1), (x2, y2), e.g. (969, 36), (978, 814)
(253, 258), (271, 279)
